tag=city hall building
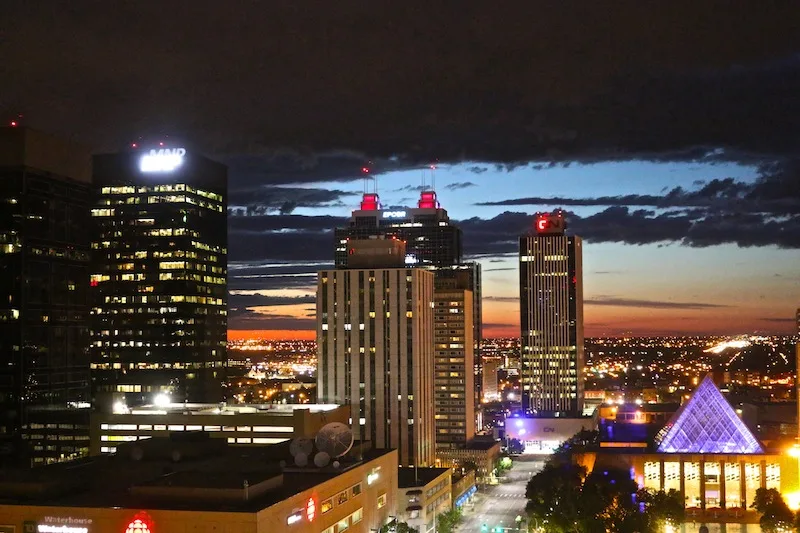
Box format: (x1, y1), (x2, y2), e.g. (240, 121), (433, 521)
(576, 376), (800, 525)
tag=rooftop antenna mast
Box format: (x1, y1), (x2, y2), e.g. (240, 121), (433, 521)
(430, 162), (437, 191)
(361, 164), (372, 195)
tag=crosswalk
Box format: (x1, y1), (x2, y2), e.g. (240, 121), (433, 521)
(491, 492), (526, 499)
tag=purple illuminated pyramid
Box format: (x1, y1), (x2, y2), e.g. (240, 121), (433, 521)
(656, 375), (763, 454)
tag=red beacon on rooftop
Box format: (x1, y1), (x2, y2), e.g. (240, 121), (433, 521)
(360, 193), (381, 211)
(418, 190), (440, 209)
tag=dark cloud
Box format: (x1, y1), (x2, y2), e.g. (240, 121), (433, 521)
(467, 166), (489, 174)
(484, 267), (515, 272)
(228, 293), (316, 308)
(3, 2), (800, 170)
(459, 207), (800, 256)
(393, 185), (428, 193)
(444, 182), (477, 191)
(483, 296), (520, 302)
(586, 297), (729, 310)
(228, 187), (355, 215)
(759, 317), (796, 323)
(476, 173), (800, 216)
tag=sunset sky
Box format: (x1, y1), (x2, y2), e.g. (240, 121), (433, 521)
(226, 159), (800, 339)
(4, 3), (799, 339)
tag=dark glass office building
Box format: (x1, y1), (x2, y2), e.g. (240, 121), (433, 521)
(0, 127), (92, 466)
(90, 147), (227, 405)
(519, 212), (584, 417)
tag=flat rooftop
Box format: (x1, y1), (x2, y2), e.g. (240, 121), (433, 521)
(0, 435), (390, 513)
(116, 403), (341, 416)
(398, 467), (450, 488)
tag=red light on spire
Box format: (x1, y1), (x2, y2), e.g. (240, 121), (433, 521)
(131, 143), (137, 148)
(159, 142), (164, 147)
(361, 166), (370, 174)
(9, 121), (17, 127)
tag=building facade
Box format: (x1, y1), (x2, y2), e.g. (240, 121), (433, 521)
(317, 239), (435, 466)
(334, 191), (482, 436)
(576, 376), (800, 525)
(434, 287), (475, 448)
(397, 467), (453, 533)
(90, 147), (227, 405)
(519, 212), (584, 416)
(0, 126), (93, 466)
(482, 358), (500, 402)
(0, 438), (399, 533)
(90, 403), (349, 455)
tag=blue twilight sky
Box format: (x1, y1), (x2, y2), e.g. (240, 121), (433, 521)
(226, 159), (800, 338)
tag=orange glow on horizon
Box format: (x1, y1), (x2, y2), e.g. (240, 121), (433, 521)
(229, 329), (316, 341)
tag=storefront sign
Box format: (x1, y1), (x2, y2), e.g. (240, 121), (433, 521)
(36, 518), (91, 533)
(306, 496), (317, 522)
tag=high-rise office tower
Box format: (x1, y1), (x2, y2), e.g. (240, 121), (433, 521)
(90, 146), (227, 405)
(519, 211), (584, 416)
(317, 237), (435, 467)
(433, 283), (474, 448)
(334, 190), (482, 435)
(481, 358), (500, 402)
(0, 126), (92, 466)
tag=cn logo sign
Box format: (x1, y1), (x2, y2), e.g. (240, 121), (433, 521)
(543, 427), (555, 433)
(140, 147), (187, 172)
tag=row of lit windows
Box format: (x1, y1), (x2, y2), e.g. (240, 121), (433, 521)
(100, 185), (223, 201)
(92, 361), (223, 370)
(103, 295), (225, 305)
(110, 263), (224, 274)
(91, 306), (226, 315)
(105, 250), (220, 262)
(92, 240), (226, 254)
(92, 273), (224, 284)
(101, 423), (293, 433)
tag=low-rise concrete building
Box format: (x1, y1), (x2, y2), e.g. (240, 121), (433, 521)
(0, 435), (398, 533)
(436, 439), (501, 483)
(90, 403), (348, 455)
(397, 467), (452, 533)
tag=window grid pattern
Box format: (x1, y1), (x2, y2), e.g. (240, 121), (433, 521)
(656, 376), (763, 454)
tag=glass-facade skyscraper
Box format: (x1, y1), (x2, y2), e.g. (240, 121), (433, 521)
(0, 126), (92, 466)
(519, 212), (584, 416)
(90, 147), (227, 405)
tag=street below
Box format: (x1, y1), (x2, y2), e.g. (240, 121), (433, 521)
(460, 457), (545, 532)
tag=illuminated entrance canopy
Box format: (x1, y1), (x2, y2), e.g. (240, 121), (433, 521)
(656, 375), (763, 454)
(140, 148), (186, 173)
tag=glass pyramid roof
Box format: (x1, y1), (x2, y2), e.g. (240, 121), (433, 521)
(656, 375), (763, 454)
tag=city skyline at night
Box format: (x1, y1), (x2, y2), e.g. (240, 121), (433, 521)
(3, 4), (798, 340)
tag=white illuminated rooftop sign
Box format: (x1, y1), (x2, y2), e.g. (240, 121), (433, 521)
(383, 211), (407, 219)
(140, 148), (186, 173)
